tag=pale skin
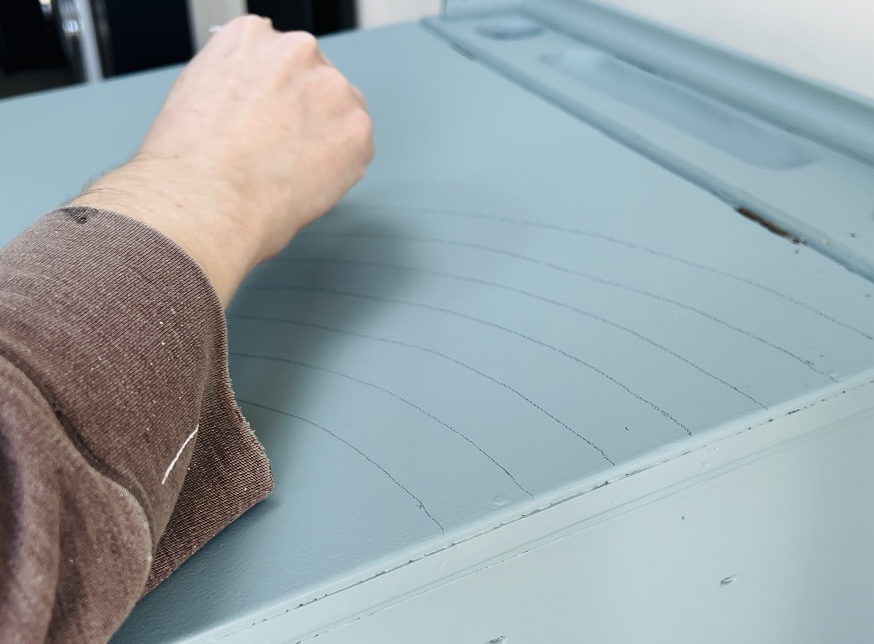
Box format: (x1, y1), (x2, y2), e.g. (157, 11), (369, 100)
(69, 15), (375, 306)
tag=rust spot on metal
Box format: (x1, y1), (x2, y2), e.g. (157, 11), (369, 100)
(737, 207), (804, 245)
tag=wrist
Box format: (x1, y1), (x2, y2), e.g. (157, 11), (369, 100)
(68, 155), (261, 306)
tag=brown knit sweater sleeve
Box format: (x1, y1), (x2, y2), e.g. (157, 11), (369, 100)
(0, 207), (273, 643)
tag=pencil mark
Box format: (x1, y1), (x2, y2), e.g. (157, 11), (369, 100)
(281, 257), (766, 409)
(245, 285), (694, 436)
(233, 351), (533, 498)
(238, 398), (445, 533)
(347, 204), (873, 342)
(301, 230), (836, 383)
(229, 314), (616, 464)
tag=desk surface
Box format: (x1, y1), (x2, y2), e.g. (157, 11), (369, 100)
(2, 21), (873, 644)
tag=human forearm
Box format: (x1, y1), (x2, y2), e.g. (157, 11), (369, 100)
(0, 209), (272, 641)
(68, 157), (259, 307)
(0, 14), (372, 640)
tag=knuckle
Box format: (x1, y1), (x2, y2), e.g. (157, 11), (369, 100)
(275, 31), (321, 69)
(326, 70), (351, 97)
(219, 14), (272, 45)
(239, 14), (269, 32)
(346, 108), (375, 156)
(353, 108), (374, 139)
(286, 30), (319, 54)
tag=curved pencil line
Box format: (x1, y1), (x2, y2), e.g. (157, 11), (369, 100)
(281, 256), (766, 409)
(237, 398), (445, 533)
(244, 286), (694, 436)
(300, 230), (836, 383)
(233, 351), (533, 498)
(346, 204), (873, 342)
(229, 314), (616, 465)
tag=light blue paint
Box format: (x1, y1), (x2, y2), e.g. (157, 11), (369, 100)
(477, 15), (543, 40)
(542, 47), (818, 169)
(108, 21), (874, 641)
(426, 7), (874, 281)
(0, 10), (873, 643)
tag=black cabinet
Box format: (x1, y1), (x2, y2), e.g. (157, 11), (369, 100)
(248, 0), (356, 34)
(0, 0), (358, 100)
(96, 0), (192, 76)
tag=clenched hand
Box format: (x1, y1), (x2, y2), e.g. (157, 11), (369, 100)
(71, 15), (374, 305)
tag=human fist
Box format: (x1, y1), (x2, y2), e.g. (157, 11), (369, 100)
(140, 15), (375, 259)
(71, 15), (374, 305)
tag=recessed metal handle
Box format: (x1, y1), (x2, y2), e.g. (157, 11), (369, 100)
(57, 0), (81, 37)
(51, 0), (89, 82)
(38, 0), (54, 21)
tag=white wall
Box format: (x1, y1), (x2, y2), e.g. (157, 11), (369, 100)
(357, 0), (442, 28)
(593, 0), (874, 101)
(187, 1), (441, 44)
(187, 0), (874, 102)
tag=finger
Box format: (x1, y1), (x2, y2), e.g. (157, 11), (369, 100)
(349, 84), (368, 111)
(287, 31), (332, 66)
(319, 50), (334, 67)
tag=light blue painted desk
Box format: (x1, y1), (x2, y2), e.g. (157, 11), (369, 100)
(2, 3), (874, 642)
